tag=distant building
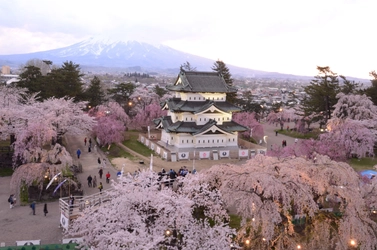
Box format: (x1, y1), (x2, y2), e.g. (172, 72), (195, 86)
(154, 70), (248, 150)
(0, 74), (20, 85)
(1, 65), (10, 74)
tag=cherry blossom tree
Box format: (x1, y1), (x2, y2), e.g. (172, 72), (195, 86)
(332, 93), (377, 121)
(91, 102), (129, 147)
(129, 85), (160, 114)
(7, 97), (96, 164)
(67, 171), (234, 249)
(10, 143), (73, 201)
(322, 119), (375, 158)
(232, 112), (264, 142)
(205, 154), (377, 250)
(129, 102), (167, 129)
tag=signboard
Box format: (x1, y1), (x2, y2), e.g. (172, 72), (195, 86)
(163, 151), (168, 159)
(156, 146), (161, 154)
(239, 149), (249, 158)
(145, 139), (150, 147)
(219, 150), (230, 158)
(150, 143), (155, 150)
(178, 152), (189, 160)
(140, 136), (144, 143)
(60, 212), (69, 230)
(199, 151), (210, 159)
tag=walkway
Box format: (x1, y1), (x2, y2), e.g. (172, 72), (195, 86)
(0, 134), (116, 247)
(0, 123), (299, 246)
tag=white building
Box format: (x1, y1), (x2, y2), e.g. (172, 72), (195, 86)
(154, 71), (247, 149)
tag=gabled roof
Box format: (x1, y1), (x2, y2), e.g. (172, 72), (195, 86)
(162, 98), (242, 113)
(166, 70), (237, 93)
(153, 116), (248, 134)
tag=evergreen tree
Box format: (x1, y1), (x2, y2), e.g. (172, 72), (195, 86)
(298, 66), (341, 123)
(47, 61), (84, 100)
(15, 65), (44, 96)
(108, 82), (136, 114)
(179, 61), (196, 71)
(84, 76), (106, 108)
(211, 60), (236, 103)
(153, 85), (167, 97)
(363, 70), (377, 105)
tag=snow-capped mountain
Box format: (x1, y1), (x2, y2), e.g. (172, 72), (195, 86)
(0, 37), (310, 78)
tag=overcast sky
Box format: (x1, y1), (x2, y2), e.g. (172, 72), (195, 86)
(0, 0), (375, 78)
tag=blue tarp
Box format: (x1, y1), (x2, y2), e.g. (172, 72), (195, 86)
(360, 170), (377, 179)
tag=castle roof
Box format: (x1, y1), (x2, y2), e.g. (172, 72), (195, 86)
(153, 116), (248, 135)
(162, 98), (242, 113)
(166, 71), (237, 93)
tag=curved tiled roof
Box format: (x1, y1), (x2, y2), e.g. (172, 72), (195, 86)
(166, 71), (237, 93)
(162, 98), (242, 113)
(153, 116), (248, 134)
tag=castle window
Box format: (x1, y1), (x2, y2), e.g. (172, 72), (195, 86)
(194, 97), (196, 100)
(222, 139), (223, 142)
(182, 140), (184, 143)
(187, 140), (189, 143)
(191, 117), (193, 121)
(222, 117), (224, 121)
(217, 140), (219, 143)
(200, 118), (201, 121)
(185, 117), (187, 121)
(213, 140), (214, 143)
(204, 118), (206, 121)
(227, 117), (230, 120)
(208, 140), (210, 143)
(198, 140), (200, 143)
(233, 138), (235, 142)
(192, 140), (193, 143)
(217, 97), (219, 100)
(228, 139), (230, 142)
(189, 97), (191, 100)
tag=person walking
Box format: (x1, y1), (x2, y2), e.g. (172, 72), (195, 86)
(43, 203), (48, 216)
(93, 175), (97, 189)
(106, 172), (111, 184)
(97, 157), (101, 168)
(99, 168), (103, 179)
(30, 201), (36, 215)
(87, 175), (93, 187)
(8, 194), (15, 209)
(84, 137), (87, 146)
(98, 182), (103, 193)
(76, 148), (81, 159)
(89, 138), (92, 147)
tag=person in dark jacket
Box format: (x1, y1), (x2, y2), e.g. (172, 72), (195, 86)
(44, 203), (48, 216)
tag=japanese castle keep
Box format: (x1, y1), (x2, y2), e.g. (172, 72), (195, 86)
(152, 70), (249, 159)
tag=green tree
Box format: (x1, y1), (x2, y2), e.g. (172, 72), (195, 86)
(179, 61), (196, 71)
(84, 76), (106, 108)
(363, 70), (377, 105)
(299, 66), (343, 123)
(154, 85), (167, 97)
(47, 61), (84, 100)
(16, 65), (43, 92)
(108, 82), (136, 114)
(211, 60), (237, 104)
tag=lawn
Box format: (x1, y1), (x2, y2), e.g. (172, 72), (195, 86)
(275, 128), (321, 139)
(101, 143), (136, 161)
(348, 157), (377, 172)
(122, 133), (156, 157)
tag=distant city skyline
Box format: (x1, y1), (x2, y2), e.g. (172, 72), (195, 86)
(0, 0), (375, 79)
